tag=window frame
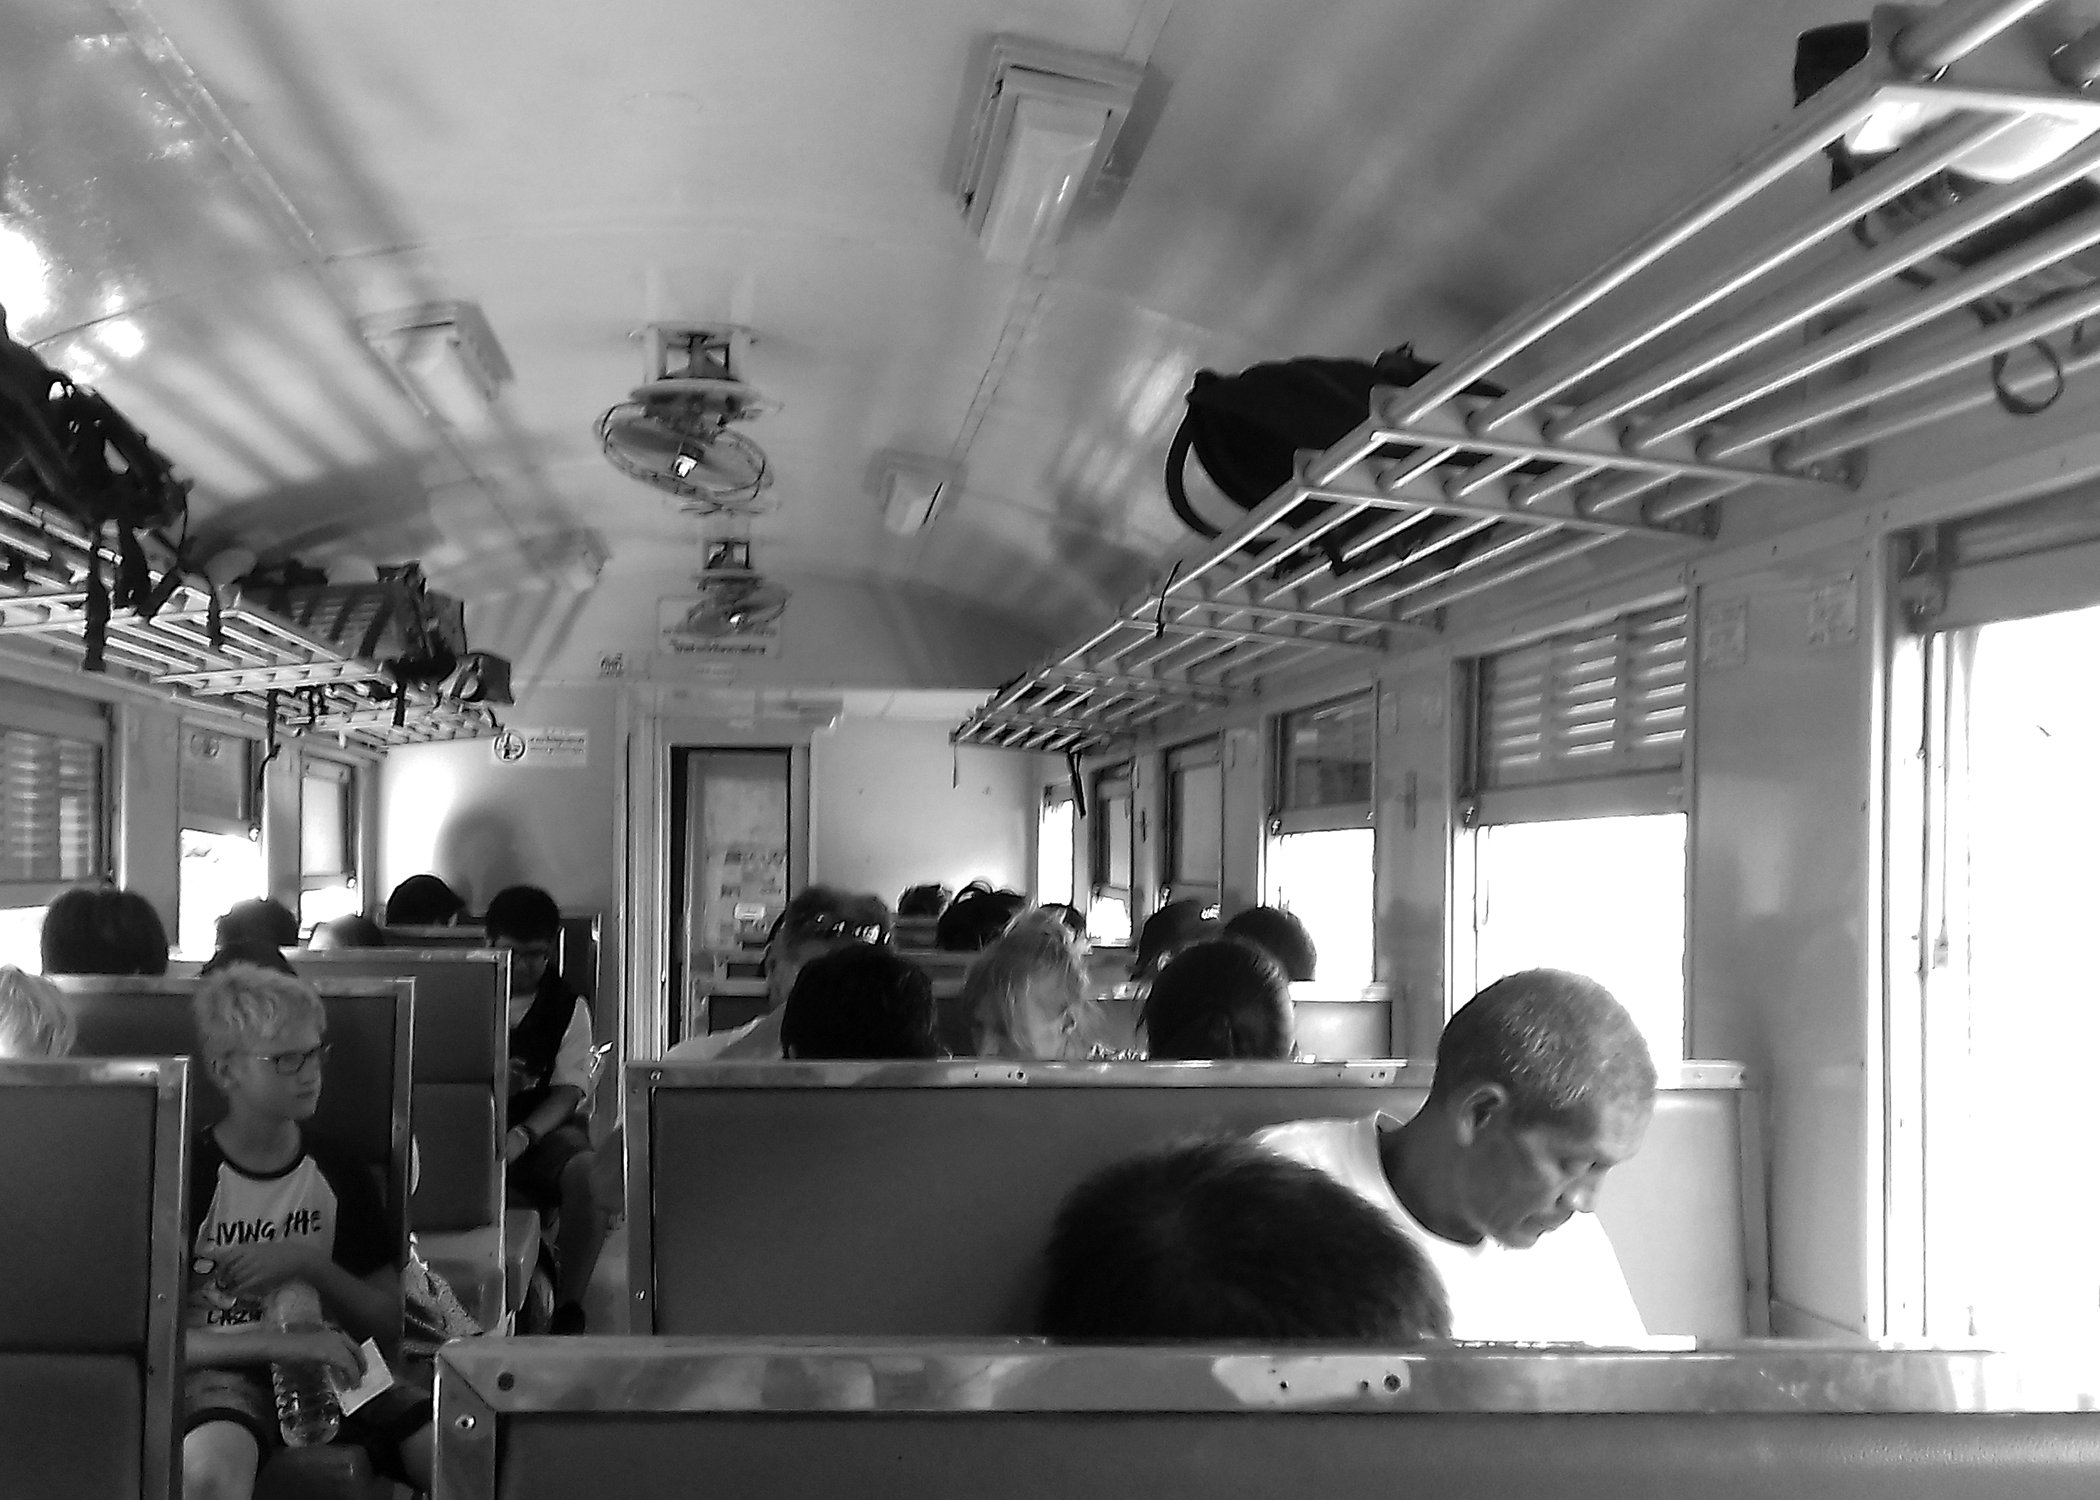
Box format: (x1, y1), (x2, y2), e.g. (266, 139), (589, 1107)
(299, 756), (359, 888)
(1089, 762), (1135, 913)
(1036, 782), (1077, 907)
(178, 723), (260, 838)
(1163, 736), (1223, 908)
(1271, 689), (1376, 836)
(0, 684), (112, 907)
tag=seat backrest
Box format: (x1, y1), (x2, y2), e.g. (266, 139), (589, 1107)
(56, 976), (414, 1278)
(293, 950), (507, 1233)
(0, 1057), (188, 1500)
(433, 1340), (2100, 1500)
(629, 1060), (1758, 1339)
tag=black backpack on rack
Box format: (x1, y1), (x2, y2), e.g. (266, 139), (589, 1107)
(0, 307), (190, 668)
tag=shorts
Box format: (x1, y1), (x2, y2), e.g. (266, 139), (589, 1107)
(184, 1366), (432, 1484)
(507, 1120), (592, 1215)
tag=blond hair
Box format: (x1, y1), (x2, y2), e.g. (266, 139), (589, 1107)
(964, 914), (1092, 1059)
(191, 963), (326, 1063)
(0, 966), (74, 1058)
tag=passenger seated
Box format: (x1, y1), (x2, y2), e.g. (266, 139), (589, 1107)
(1141, 938), (1294, 1060)
(40, 885), (170, 976)
(1132, 898), (1220, 982)
(383, 873), (466, 927)
(309, 914), (385, 950)
(484, 885), (603, 1335)
(200, 942), (297, 977)
(1039, 1136), (1450, 1342)
(1038, 901), (1089, 946)
(779, 944), (941, 1060)
(1256, 968), (1655, 1344)
(214, 898), (299, 956)
(935, 886), (1026, 951)
(181, 964), (431, 1498)
(1222, 904), (1317, 982)
(666, 886), (892, 1061)
(961, 910), (1096, 1059)
(896, 883), (953, 919)
(0, 965), (74, 1057)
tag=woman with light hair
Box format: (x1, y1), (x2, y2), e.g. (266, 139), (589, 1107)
(0, 965), (75, 1058)
(961, 910), (1100, 1060)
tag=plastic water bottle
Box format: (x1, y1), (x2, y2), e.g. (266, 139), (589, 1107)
(265, 1280), (343, 1446)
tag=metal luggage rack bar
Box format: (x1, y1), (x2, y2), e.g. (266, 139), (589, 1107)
(957, 0), (2100, 755)
(0, 489), (498, 748)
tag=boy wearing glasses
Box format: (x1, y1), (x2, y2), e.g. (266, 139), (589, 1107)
(483, 885), (601, 1334)
(183, 964), (431, 1499)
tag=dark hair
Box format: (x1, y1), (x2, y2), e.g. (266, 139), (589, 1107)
(201, 941), (297, 977)
(484, 885), (561, 945)
(1222, 906), (1317, 983)
(215, 898), (299, 952)
(1040, 1136), (1449, 1342)
(1433, 969), (1658, 1128)
(1142, 939), (1293, 1061)
(1133, 899), (1220, 978)
(775, 886), (892, 955)
(935, 889), (1025, 952)
(779, 944), (939, 1060)
(1039, 902), (1088, 940)
(310, 914), (385, 950)
(40, 887), (170, 977)
(385, 874), (467, 926)
(896, 883), (953, 919)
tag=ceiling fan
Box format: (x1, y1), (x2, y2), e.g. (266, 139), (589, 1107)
(597, 323), (778, 515)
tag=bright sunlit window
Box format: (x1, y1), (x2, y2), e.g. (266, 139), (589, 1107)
(1265, 827), (1375, 992)
(1470, 813), (1687, 1060)
(178, 828), (265, 958)
(0, 905), (45, 971)
(1037, 795), (1074, 906)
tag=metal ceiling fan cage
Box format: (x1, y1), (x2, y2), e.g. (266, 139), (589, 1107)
(597, 323), (778, 515)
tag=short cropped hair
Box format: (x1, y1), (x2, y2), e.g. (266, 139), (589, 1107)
(215, 898), (298, 952)
(896, 883), (952, 919)
(41, 887), (170, 977)
(384, 874), (466, 926)
(192, 964), (327, 1065)
(964, 912), (1089, 1059)
(1142, 939), (1293, 1061)
(310, 915), (385, 950)
(1433, 968), (1658, 1128)
(936, 889), (1025, 951)
(201, 942), (297, 977)
(1134, 899), (1220, 979)
(1223, 906), (1317, 983)
(779, 944), (939, 1060)
(484, 885), (561, 945)
(0, 966), (75, 1058)
(1040, 1137), (1449, 1342)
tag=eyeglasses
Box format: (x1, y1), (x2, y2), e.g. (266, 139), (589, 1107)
(245, 1042), (331, 1076)
(787, 911), (891, 945)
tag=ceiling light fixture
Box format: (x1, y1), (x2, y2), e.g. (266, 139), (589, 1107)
(361, 300), (513, 430)
(873, 452), (963, 536)
(954, 36), (1144, 268)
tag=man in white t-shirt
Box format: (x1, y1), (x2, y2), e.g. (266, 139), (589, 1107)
(1256, 968), (1655, 1344)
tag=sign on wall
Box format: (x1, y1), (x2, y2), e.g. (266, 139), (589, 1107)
(658, 597), (781, 663)
(489, 727), (590, 768)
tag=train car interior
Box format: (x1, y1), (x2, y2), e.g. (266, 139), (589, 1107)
(6, 0), (2100, 1494)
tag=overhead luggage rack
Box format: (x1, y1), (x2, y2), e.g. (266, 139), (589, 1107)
(959, 0), (2100, 755)
(0, 489), (498, 748)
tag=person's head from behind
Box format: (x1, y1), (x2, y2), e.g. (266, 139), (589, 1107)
(1142, 939), (1294, 1061)
(935, 888), (1025, 951)
(896, 883), (953, 919)
(214, 897), (298, 954)
(1040, 1136), (1449, 1342)
(1133, 898), (1220, 980)
(1222, 905), (1317, 983)
(766, 886), (893, 1010)
(964, 912), (1089, 1060)
(201, 941), (297, 977)
(1038, 902), (1088, 944)
(310, 914), (385, 950)
(0, 966), (74, 1059)
(40, 886), (169, 977)
(779, 943), (939, 1060)
(485, 884), (561, 999)
(1427, 968), (1658, 1250)
(384, 873), (466, 927)
(192, 964), (329, 1123)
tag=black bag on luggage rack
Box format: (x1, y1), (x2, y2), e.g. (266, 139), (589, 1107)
(0, 308), (190, 669)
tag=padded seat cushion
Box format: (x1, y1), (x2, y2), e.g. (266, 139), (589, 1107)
(0, 1087), (153, 1348)
(0, 1352), (141, 1500)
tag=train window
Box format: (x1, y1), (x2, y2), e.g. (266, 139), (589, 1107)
(299, 760), (361, 930)
(0, 687), (109, 967)
(1089, 765), (1134, 946)
(1269, 692), (1376, 990)
(178, 727), (262, 957)
(1036, 789), (1075, 907)
(1461, 603), (1690, 1059)
(1165, 738), (1222, 908)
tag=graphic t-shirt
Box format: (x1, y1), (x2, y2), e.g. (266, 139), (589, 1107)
(184, 1127), (391, 1331)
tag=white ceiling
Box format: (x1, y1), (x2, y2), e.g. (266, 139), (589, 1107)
(4, 0), (1876, 689)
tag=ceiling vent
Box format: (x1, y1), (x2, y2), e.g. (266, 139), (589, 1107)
(873, 453), (961, 536)
(955, 36), (1144, 266)
(597, 323), (777, 515)
(362, 301), (512, 429)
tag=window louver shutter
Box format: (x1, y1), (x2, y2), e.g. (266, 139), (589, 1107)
(180, 727), (256, 834)
(0, 719), (105, 898)
(1473, 602), (1688, 821)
